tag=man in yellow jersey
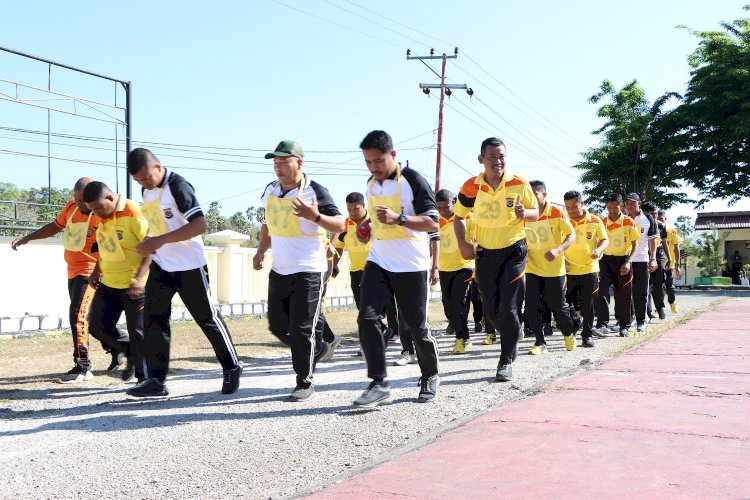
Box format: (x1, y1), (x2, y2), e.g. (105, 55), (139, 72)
(435, 189), (475, 354)
(11, 177), (106, 382)
(254, 140), (346, 402)
(454, 137), (539, 382)
(563, 191), (608, 347)
(596, 193), (640, 337)
(83, 181), (150, 383)
(524, 181), (579, 354)
(658, 210), (682, 312)
(352, 130), (440, 408)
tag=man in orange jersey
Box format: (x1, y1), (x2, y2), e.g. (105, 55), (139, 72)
(563, 191), (608, 347)
(11, 177), (106, 382)
(524, 181), (579, 355)
(454, 137), (539, 382)
(83, 181), (151, 384)
(596, 193), (640, 337)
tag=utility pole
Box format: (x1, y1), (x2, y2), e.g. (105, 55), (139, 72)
(407, 47), (472, 191)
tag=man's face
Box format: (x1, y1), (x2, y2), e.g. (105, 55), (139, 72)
(478, 144), (507, 178)
(346, 202), (366, 221)
(607, 201), (622, 219)
(73, 189), (90, 214)
(532, 186), (546, 207)
(273, 156), (303, 185)
(363, 149), (397, 181)
(657, 213), (666, 223)
(565, 199), (584, 219)
(436, 200), (453, 220)
(86, 194), (117, 219)
(132, 164), (164, 190)
(625, 199), (639, 217)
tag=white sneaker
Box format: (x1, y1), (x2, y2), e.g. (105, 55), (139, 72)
(393, 351), (416, 366)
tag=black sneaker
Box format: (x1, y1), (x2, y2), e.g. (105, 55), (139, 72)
(352, 381), (392, 408)
(107, 351), (125, 371)
(582, 337), (596, 348)
(417, 374), (439, 403)
(127, 377), (168, 397)
(121, 357), (135, 382)
(312, 342), (330, 371)
(619, 327), (631, 337)
(221, 364), (243, 395)
(495, 362), (512, 382)
(658, 307), (666, 320)
(474, 322), (483, 333)
(543, 323), (553, 336)
(289, 384), (315, 402)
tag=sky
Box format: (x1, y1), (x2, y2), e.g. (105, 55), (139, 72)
(1, 0), (747, 225)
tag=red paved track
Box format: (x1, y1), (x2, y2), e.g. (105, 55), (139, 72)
(309, 299), (750, 499)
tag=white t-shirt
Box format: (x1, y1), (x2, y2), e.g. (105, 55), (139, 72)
(631, 211), (657, 263)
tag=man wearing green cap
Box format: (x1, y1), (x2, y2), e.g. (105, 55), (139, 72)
(253, 140), (346, 402)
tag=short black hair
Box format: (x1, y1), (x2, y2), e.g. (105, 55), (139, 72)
(480, 137), (506, 155)
(435, 189), (452, 203)
(641, 201), (657, 213)
(359, 130), (393, 153)
(657, 209), (666, 216)
(529, 180), (546, 192)
(126, 148), (160, 175)
(563, 190), (582, 203)
(82, 181), (111, 203)
(345, 192), (365, 205)
(606, 192), (623, 204)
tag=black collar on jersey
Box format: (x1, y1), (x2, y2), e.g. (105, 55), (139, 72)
(156, 168), (171, 189)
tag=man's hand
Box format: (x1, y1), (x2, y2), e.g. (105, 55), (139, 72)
(675, 267), (682, 278)
(591, 248), (602, 260)
(252, 252), (265, 271)
(292, 197), (319, 222)
(648, 259), (658, 272)
(544, 247), (560, 262)
(88, 268), (101, 289)
(458, 241), (476, 260)
(376, 205), (400, 225)
(136, 236), (163, 257)
(127, 280), (145, 300)
(620, 261), (632, 276)
(665, 258), (672, 270)
(11, 236), (27, 251)
(514, 194), (525, 219)
(430, 268), (439, 286)
(325, 242), (336, 259)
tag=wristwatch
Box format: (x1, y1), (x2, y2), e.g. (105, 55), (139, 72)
(398, 214), (407, 226)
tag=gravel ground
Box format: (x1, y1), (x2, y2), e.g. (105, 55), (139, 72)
(0, 290), (737, 499)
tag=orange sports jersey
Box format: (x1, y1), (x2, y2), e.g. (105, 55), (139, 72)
(603, 213), (640, 257)
(454, 171), (537, 250)
(53, 199), (99, 279)
(525, 203), (573, 277)
(565, 210), (607, 275)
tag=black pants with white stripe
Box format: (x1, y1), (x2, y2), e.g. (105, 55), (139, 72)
(358, 262), (439, 381)
(475, 240), (527, 365)
(632, 262), (650, 324)
(143, 263), (238, 382)
(439, 268), (473, 340)
(268, 270), (324, 387)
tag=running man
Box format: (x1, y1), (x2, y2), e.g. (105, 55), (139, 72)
(11, 177), (103, 381)
(352, 130), (440, 408)
(563, 191), (608, 347)
(454, 137), (539, 382)
(253, 140), (346, 401)
(624, 193), (658, 332)
(126, 148), (241, 397)
(83, 181), (150, 383)
(524, 180), (578, 354)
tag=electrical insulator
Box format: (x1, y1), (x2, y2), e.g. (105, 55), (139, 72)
(454, 47), (459, 55)
(467, 88), (474, 97)
(423, 88), (430, 95)
(430, 48), (435, 55)
(406, 49), (411, 56)
(445, 88), (452, 96)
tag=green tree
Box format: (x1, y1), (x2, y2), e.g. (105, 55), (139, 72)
(659, 8), (750, 205)
(205, 201), (228, 234)
(694, 222), (729, 277)
(674, 214), (700, 267)
(574, 80), (688, 210)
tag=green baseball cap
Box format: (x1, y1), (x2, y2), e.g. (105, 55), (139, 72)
(264, 140), (304, 159)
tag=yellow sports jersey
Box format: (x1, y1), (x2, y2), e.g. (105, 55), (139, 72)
(97, 196), (149, 289)
(438, 214), (475, 272)
(454, 170), (538, 250)
(335, 216), (371, 272)
(665, 227), (681, 269)
(565, 210), (607, 276)
(525, 203), (573, 277)
(603, 213), (640, 257)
